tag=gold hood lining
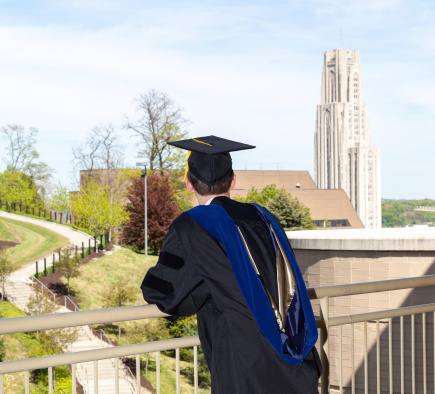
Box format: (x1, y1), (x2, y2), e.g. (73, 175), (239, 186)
(236, 225), (296, 332)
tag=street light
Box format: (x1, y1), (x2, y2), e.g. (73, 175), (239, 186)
(136, 162), (148, 258)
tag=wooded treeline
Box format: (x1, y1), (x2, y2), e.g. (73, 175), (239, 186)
(382, 199), (435, 227)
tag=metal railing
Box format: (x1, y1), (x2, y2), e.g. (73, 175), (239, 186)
(31, 275), (57, 300)
(1, 275), (435, 393)
(64, 295), (80, 311)
(310, 274), (435, 394)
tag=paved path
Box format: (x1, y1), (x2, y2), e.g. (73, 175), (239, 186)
(0, 210), (95, 282)
(0, 211), (146, 393)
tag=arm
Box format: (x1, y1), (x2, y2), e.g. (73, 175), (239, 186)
(141, 224), (210, 317)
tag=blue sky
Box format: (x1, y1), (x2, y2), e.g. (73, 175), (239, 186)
(0, 0), (434, 199)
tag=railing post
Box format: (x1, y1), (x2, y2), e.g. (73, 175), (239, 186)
(48, 366), (53, 394)
(72, 364), (76, 394)
(194, 346), (198, 394)
(93, 360), (98, 394)
(25, 370), (29, 393)
(35, 261), (38, 279)
(52, 254), (55, 273)
(44, 258), (47, 277)
(115, 357), (119, 393)
(136, 354), (140, 394)
(82, 242), (85, 258)
(156, 351), (160, 394)
(319, 296), (329, 394)
(176, 348), (180, 394)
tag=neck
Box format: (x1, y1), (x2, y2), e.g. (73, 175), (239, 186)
(196, 192), (231, 206)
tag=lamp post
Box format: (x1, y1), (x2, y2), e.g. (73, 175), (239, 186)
(136, 162), (148, 258)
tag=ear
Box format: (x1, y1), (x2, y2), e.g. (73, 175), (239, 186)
(229, 173), (236, 190)
(185, 176), (195, 193)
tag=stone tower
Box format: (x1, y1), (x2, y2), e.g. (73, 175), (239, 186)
(314, 49), (381, 228)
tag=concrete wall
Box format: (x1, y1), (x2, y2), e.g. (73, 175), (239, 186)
(288, 227), (435, 393)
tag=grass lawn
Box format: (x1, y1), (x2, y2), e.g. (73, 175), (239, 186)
(67, 247), (211, 393)
(0, 301), (33, 393)
(66, 247), (157, 310)
(0, 217), (70, 269)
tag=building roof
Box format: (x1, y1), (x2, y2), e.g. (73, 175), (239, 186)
(233, 170), (316, 190)
(232, 170), (364, 229)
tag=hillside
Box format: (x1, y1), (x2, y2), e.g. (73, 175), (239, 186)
(382, 199), (435, 227)
(0, 217), (69, 268)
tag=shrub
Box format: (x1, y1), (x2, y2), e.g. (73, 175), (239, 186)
(121, 172), (180, 253)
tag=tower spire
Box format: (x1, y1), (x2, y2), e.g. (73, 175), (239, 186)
(314, 49), (381, 228)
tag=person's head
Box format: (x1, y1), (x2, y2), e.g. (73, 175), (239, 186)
(186, 169), (236, 197)
(168, 135), (254, 202)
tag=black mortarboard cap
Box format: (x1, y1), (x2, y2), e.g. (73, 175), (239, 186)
(169, 136), (255, 187)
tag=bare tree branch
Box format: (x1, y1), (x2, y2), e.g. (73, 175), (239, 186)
(124, 89), (188, 170)
(72, 124), (124, 172)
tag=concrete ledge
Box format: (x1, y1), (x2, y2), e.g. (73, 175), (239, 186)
(287, 227), (435, 251)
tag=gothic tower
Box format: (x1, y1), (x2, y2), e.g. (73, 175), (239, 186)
(314, 49), (381, 228)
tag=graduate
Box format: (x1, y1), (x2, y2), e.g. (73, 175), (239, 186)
(141, 136), (321, 393)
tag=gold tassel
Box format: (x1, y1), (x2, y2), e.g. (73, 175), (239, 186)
(183, 151), (191, 181)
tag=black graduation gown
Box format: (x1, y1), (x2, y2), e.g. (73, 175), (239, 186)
(141, 197), (321, 393)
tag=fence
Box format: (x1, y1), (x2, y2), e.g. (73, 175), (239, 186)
(31, 233), (110, 282)
(1, 275), (435, 393)
(0, 199), (74, 225)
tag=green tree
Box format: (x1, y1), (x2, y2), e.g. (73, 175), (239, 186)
(235, 184), (315, 230)
(49, 183), (71, 213)
(26, 288), (58, 316)
(0, 249), (14, 302)
(125, 89), (188, 170)
(382, 199), (435, 228)
(102, 279), (137, 339)
(26, 289), (78, 356)
(0, 168), (44, 208)
(71, 178), (129, 237)
(234, 184), (280, 205)
(1, 124), (53, 196)
(267, 190), (315, 230)
(57, 246), (81, 296)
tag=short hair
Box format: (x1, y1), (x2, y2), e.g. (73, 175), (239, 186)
(187, 170), (234, 196)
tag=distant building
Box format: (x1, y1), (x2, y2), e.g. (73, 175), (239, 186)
(232, 170), (364, 229)
(314, 49), (381, 228)
(79, 168), (364, 229)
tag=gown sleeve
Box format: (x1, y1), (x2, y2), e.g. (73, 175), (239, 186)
(140, 222), (210, 317)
